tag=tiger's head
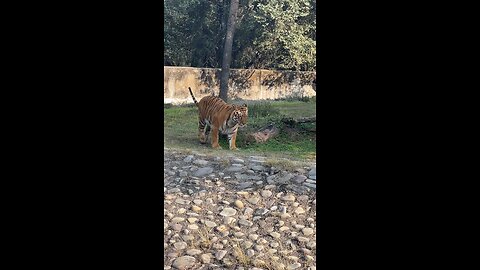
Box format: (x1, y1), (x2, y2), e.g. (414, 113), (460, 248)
(232, 103), (248, 128)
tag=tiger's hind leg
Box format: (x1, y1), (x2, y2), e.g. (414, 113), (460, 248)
(204, 124), (211, 142)
(198, 118), (208, 144)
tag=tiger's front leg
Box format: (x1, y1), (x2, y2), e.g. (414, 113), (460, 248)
(228, 131), (239, 150)
(211, 126), (222, 149)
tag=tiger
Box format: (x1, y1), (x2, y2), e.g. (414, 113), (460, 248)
(188, 87), (248, 150)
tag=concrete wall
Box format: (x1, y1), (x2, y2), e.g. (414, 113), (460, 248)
(164, 66), (316, 104)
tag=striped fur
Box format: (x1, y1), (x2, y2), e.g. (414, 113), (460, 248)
(189, 87), (248, 150)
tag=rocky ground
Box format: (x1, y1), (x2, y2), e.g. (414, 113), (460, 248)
(164, 148), (317, 270)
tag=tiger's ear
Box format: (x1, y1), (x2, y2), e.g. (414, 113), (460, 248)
(243, 103), (248, 107)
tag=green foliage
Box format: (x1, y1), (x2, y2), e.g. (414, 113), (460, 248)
(164, 0), (316, 71)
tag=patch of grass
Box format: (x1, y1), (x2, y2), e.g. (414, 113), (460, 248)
(232, 244), (252, 267)
(264, 158), (303, 171)
(248, 102), (281, 118)
(164, 100), (316, 161)
(197, 227), (214, 250)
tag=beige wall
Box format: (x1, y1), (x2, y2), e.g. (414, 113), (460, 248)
(164, 66), (316, 104)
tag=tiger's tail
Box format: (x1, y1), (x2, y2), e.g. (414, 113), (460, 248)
(188, 87), (199, 107)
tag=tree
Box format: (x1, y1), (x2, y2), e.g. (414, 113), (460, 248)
(163, 0), (316, 72)
(219, 0), (240, 102)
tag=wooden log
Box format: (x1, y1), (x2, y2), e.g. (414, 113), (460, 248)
(281, 117), (316, 125)
(246, 123), (279, 143)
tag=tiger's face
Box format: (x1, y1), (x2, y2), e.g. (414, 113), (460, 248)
(232, 104), (248, 128)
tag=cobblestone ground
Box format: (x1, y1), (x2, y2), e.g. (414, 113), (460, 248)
(164, 148), (317, 270)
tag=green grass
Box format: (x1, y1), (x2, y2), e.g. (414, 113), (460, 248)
(164, 100), (316, 161)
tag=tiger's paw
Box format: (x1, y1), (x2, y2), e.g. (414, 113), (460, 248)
(212, 145), (223, 150)
(199, 135), (207, 144)
(230, 147), (240, 151)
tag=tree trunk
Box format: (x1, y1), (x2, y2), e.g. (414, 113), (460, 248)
(219, 0), (239, 102)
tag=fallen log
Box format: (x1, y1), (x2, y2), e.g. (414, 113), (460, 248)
(246, 123), (279, 143)
(281, 117), (316, 125)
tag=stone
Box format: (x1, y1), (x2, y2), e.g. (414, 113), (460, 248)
(291, 175), (307, 183)
(193, 159), (209, 165)
(237, 182), (254, 189)
(247, 197), (260, 205)
(231, 163), (244, 167)
(220, 208), (237, 217)
(261, 190), (272, 198)
(254, 244), (264, 251)
(172, 256), (196, 269)
(234, 200), (244, 209)
(186, 249), (201, 256)
(254, 208), (269, 216)
(277, 173), (294, 183)
(174, 242), (187, 250)
(169, 187), (181, 193)
(251, 165), (265, 171)
(236, 174), (261, 181)
(297, 236), (309, 242)
(223, 216), (236, 225)
(171, 217), (185, 223)
(257, 238), (268, 245)
(304, 183), (316, 189)
(204, 221), (217, 228)
(282, 194), (296, 202)
(215, 250), (227, 260)
(288, 256), (299, 262)
(183, 235), (194, 241)
(187, 224), (199, 230)
(200, 254), (211, 264)
(295, 207), (306, 214)
(268, 249), (278, 254)
(288, 263), (302, 270)
(194, 167), (214, 177)
(225, 166), (244, 172)
(270, 232), (281, 238)
(171, 224), (182, 231)
(213, 243), (224, 249)
(175, 198), (190, 205)
(302, 228), (314, 236)
(183, 155), (194, 162)
(233, 232), (245, 237)
(244, 208), (254, 216)
(232, 158), (245, 163)
(242, 241), (254, 249)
